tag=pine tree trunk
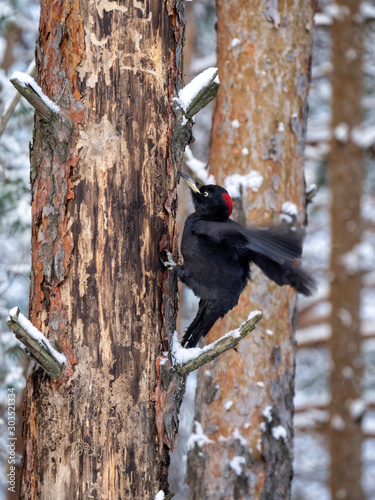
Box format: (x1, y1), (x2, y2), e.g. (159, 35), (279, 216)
(186, 1), (313, 498)
(328, 1), (364, 498)
(21, 0), (184, 498)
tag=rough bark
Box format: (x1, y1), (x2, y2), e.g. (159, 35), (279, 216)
(328, 1), (364, 498)
(186, 1), (313, 499)
(21, 0), (184, 498)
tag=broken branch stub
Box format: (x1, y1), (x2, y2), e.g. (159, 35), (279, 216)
(10, 73), (59, 120)
(7, 307), (66, 379)
(184, 70), (219, 120)
(171, 67), (220, 163)
(154, 312), (262, 450)
(0, 62), (37, 138)
(171, 311), (263, 377)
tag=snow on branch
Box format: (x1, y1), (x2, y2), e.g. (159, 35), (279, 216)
(7, 307), (66, 379)
(171, 310), (262, 377)
(174, 67), (220, 119)
(10, 71), (60, 120)
(0, 61), (37, 138)
(153, 311), (262, 451)
(171, 67), (220, 164)
(154, 491), (175, 500)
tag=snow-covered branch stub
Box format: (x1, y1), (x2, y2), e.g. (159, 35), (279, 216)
(175, 67), (220, 120)
(0, 62), (37, 139)
(10, 71), (60, 120)
(154, 491), (175, 500)
(7, 307), (66, 379)
(171, 67), (220, 165)
(171, 310), (262, 377)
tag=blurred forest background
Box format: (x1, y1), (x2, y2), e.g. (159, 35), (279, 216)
(0, 0), (375, 499)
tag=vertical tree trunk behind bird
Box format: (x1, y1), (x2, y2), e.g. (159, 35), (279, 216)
(186, 1), (314, 498)
(328, 1), (365, 498)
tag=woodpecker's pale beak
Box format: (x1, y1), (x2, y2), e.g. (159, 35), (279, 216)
(178, 171), (201, 194)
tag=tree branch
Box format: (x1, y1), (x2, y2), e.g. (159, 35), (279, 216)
(171, 311), (262, 376)
(10, 70), (60, 120)
(7, 307), (66, 379)
(0, 62), (37, 139)
(177, 67), (220, 119)
(153, 311), (262, 449)
(171, 67), (219, 163)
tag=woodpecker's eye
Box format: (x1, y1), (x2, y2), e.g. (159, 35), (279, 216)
(204, 191), (209, 197)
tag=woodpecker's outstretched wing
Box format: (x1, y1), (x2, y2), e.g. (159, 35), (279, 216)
(192, 219), (316, 296)
(251, 253), (316, 296)
(192, 219), (304, 264)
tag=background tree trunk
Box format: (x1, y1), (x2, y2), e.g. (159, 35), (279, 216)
(328, 1), (365, 498)
(186, 1), (313, 498)
(21, 0), (183, 498)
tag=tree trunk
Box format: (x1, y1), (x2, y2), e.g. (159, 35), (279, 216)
(328, 1), (364, 498)
(21, 0), (184, 498)
(186, 1), (313, 498)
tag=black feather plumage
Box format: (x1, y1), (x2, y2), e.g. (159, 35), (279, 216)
(171, 172), (316, 348)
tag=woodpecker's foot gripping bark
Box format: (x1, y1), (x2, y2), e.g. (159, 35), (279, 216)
(161, 250), (177, 270)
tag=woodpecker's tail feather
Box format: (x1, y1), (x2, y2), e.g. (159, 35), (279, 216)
(281, 264), (316, 296)
(252, 254), (316, 296)
(182, 299), (222, 348)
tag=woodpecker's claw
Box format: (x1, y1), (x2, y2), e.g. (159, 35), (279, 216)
(161, 250), (177, 270)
